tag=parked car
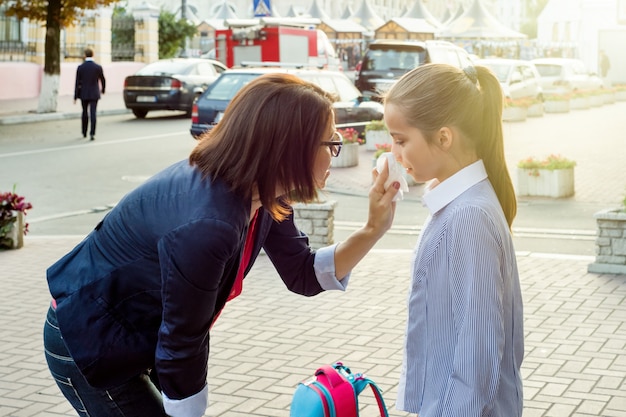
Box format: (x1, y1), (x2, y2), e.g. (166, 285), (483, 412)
(190, 67), (384, 138)
(354, 40), (473, 101)
(531, 58), (603, 95)
(477, 58), (543, 101)
(123, 58), (227, 118)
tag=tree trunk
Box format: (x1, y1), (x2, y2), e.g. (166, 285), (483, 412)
(37, 0), (61, 113)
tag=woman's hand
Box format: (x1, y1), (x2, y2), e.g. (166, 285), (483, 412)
(333, 158), (399, 279)
(367, 158), (399, 239)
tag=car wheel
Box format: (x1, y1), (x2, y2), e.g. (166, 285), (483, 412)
(132, 109), (148, 119)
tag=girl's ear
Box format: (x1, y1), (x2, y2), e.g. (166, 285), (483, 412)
(438, 127), (454, 150)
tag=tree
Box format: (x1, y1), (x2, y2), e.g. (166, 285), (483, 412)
(520, 0), (550, 39)
(0, 0), (117, 113)
(158, 9), (197, 59)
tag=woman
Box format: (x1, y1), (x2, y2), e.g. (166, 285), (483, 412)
(44, 73), (400, 417)
(384, 64), (524, 416)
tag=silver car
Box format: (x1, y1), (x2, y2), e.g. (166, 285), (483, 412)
(478, 58), (543, 101)
(531, 58), (603, 95)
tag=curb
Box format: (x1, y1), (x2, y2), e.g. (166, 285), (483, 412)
(0, 108), (130, 125)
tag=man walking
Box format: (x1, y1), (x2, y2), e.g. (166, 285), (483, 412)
(74, 48), (105, 141)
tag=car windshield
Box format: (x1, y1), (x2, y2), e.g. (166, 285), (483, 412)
(482, 63), (511, 82)
(136, 61), (193, 76)
(535, 64), (562, 77)
(205, 73), (260, 100)
(365, 48), (426, 71)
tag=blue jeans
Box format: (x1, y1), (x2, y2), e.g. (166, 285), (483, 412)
(43, 305), (168, 417)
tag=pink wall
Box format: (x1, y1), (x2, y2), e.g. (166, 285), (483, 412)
(0, 61), (146, 100)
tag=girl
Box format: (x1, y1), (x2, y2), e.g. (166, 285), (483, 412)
(384, 64), (524, 416)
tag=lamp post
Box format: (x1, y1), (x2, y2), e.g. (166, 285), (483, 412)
(180, 0), (189, 57)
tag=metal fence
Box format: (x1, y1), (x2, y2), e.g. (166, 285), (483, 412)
(0, 40), (36, 62)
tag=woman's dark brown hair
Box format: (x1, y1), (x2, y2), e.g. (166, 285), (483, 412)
(384, 63), (517, 227)
(189, 73), (335, 221)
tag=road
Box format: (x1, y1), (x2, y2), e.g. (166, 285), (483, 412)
(1, 104), (625, 257)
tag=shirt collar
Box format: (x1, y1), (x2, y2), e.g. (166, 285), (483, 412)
(85, 57), (94, 62)
(422, 160), (488, 214)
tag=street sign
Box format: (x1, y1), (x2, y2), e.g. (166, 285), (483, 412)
(253, 0), (271, 17)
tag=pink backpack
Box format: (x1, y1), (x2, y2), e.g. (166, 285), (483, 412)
(290, 362), (389, 417)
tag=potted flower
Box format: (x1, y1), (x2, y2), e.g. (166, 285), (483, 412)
(588, 189), (626, 275)
(526, 97), (545, 117)
(543, 92), (571, 113)
(569, 90), (591, 110)
(502, 97), (531, 122)
(614, 84), (626, 101)
(332, 127), (362, 168)
(516, 154), (576, 198)
(364, 119), (391, 151)
(1, 185), (33, 250)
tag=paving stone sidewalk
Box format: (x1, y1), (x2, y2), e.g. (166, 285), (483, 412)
(0, 236), (624, 416)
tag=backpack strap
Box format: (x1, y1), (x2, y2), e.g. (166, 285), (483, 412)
(315, 365), (358, 417)
(308, 381), (335, 417)
(353, 377), (389, 417)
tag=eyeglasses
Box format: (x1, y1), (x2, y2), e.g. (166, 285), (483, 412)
(320, 130), (343, 157)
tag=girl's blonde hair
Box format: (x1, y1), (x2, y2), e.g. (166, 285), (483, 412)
(385, 63), (516, 227)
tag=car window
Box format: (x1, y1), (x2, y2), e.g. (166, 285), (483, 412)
(212, 63), (226, 74)
(521, 65), (535, 80)
(205, 73), (259, 100)
(483, 63), (509, 83)
(330, 75), (361, 102)
(535, 64), (562, 77)
(365, 49), (425, 71)
(136, 61), (192, 76)
(196, 62), (216, 76)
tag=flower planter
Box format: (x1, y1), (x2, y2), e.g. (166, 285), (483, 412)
(544, 99), (570, 113)
(516, 168), (574, 198)
(331, 142), (359, 168)
(365, 130), (391, 151)
(588, 208), (626, 275)
(615, 90), (626, 101)
(0, 211), (24, 249)
(502, 106), (527, 122)
(570, 97), (590, 110)
(602, 92), (615, 104)
(527, 102), (544, 117)
(589, 94), (604, 107)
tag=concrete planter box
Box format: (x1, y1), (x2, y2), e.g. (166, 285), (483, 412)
(544, 99), (570, 113)
(516, 168), (575, 198)
(292, 200), (338, 249)
(588, 208), (626, 275)
(331, 142), (359, 168)
(0, 211), (24, 250)
(365, 130), (391, 151)
(615, 90), (626, 101)
(589, 94), (604, 107)
(570, 97), (590, 110)
(503, 106), (527, 122)
(527, 102), (544, 117)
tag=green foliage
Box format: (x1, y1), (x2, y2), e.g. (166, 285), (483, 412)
(365, 120), (387, 132)
(158, 9), (197, 59)
(0, 0), (117, 26)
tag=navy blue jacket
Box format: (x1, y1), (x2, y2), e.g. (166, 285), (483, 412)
(47, 160), (323, 400)
(74, 59), (105, 101)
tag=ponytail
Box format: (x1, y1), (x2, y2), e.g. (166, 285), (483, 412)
(475, 66), (516, 228)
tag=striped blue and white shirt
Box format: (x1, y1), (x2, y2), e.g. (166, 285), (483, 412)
(397, 160), (524, 417)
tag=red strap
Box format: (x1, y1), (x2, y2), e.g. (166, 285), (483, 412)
(315, 366), (358, 417)
(227, 209), (259, 302)
(210, 210), (259, 328)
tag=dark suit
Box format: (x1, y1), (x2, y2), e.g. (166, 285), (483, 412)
(74, 59), (106, 138)
(46, 159), (327, 404)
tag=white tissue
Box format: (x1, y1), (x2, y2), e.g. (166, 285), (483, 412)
(376, 152), (409, 201)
